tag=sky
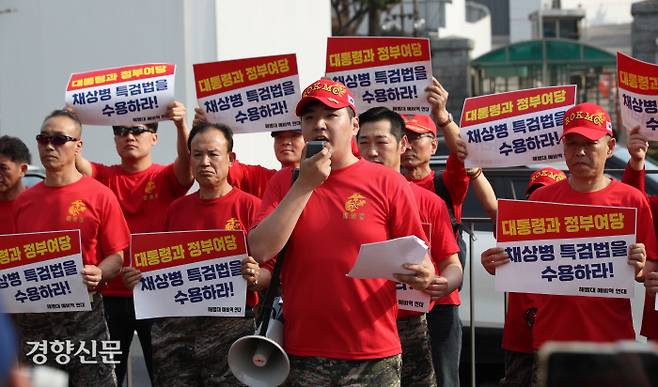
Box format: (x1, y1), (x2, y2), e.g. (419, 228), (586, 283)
(559, 0), (644, 25)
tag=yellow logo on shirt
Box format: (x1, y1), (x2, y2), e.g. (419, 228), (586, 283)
(144, 180), (159, 200)
(145, 180), (156, 194)
(225, 218), (242, 230)
(343, 193), (366, 221)
(66, 199), (86, 223)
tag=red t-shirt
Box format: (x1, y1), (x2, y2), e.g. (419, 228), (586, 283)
(227, 159), (277, 199)
(529, 179), (658, 349)
(254, 159), (429, 359)
(0, 200), (15, 235)
(398, 184), (460, 318)
(165, 188), (261, 308)
(92, 162), (192, 297)
(621, 163), (658, 340)
(407, 152), (468, 305)
(501, 293), (536, 353)
(12, 176), (130, 268)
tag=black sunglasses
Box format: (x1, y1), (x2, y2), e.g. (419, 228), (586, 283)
(113, 126), (155, 137)
(36, 134), (79, 146)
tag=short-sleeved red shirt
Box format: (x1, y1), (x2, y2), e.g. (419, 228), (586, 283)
(406, 153), (469, 305)
(12, 176), (130, 268)
(621, 163), (658, 340)
(91, 162), (191, 297)
(529, 179), (658, 348)
(227, 159), (277, 199)
(398, 183), (460, 318)
(254, 159), (429, 359)
(165, 188), (261, 308)
(0, 200), (15, 235)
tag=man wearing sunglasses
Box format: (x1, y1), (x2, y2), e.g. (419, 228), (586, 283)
(74, 101), (194, 385)
(12, 109), (130, 385)
(400, 78), (470, 387)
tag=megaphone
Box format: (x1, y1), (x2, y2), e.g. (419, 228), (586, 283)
(228, 297), (290, 387)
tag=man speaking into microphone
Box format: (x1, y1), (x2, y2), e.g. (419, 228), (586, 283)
(248, 79), (434, 386)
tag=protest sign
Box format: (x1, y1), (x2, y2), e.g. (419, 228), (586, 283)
(396, 223), (433, 313)
(131, 230), (248, 319)
(495, 199), (636, 298)
(617, 52), (658, 139)
(460, 85), (577, 168)
(194, 54), (301, 134)
(325, 36), (432, 114)
(65, 63), (175, 125)
(0, 230), (90, 313)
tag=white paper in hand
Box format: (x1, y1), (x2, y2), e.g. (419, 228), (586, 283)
(348, 236), (428, 281)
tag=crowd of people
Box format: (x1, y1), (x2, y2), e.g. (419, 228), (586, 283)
(0, 75), (657, 387)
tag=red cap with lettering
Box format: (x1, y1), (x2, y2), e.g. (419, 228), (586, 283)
(403, 114), (437, 136)
(526, 167), (567, 197)
(295, 79), (356, 116)
(560, 102), (613, 141)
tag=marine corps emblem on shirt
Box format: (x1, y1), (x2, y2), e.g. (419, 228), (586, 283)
(343, 193), (366, 220)
(225, 217), (242, 230)
(66, 199), (86, 223)
(144, 180), (158, 201)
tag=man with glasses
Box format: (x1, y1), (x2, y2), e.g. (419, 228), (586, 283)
(400, 78), (469, 387)
(13, 110), (130, 386)
(74, 101), (193, 385)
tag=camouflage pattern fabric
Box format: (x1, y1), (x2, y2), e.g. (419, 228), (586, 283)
(397, 314), (437, 387)
(15, 292), (117, 386)
(284, 354), (402, 386)
(500, 350), (535, 387)
(151, 316), (255, 387)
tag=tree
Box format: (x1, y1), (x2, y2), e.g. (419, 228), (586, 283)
(331, 0), (402, 36)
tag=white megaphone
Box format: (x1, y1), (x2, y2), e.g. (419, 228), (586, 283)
(228, 297), (290, 387)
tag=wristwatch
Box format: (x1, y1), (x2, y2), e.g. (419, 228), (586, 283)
(437, 113), (453, 127)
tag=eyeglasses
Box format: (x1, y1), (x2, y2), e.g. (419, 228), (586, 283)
(113, 126), (155, 137)
(405, 132), (435, 143)
(36, 134), (79, 146)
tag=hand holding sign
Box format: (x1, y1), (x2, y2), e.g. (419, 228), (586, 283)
(165, 101), (188, 129)
(481, 247), (510, 275)
(122, 266), (142, 290)
(81, 265), (102, 290)
(628, 242), (646, 276)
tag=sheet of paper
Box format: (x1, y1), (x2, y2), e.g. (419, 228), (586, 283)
(348, 235), (428, 281)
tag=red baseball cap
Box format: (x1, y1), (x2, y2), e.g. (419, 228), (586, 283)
(403, 114), (437, 136)
(295, 79), (356, 116)
(560, 102), (613, 141)
(526, 167), (567, 196)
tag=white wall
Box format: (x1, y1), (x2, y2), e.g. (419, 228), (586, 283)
(0, 0), (331, 170)
(509, 0), (541, 43)
(215, 0), (331, 168)
(437, 0), (491, 58)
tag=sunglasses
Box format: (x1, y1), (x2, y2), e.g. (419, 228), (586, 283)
(113, 126), (155, 137)
(405, 132), (435, 142)
(36, 134), (79, 146)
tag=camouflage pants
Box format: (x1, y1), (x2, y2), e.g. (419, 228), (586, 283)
(397, 315), (436, 387)
(14, 292), (117, 387)
(284, 354), (402, 387)
(500, 350), (536, 387)
(151, 316), (255, 387)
